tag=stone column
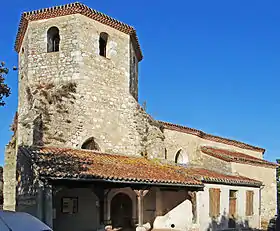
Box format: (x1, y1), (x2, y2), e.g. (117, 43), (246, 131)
(3, 142), (17, 211)
(187, 191), (197, 223)
(134, 190), (149, 227)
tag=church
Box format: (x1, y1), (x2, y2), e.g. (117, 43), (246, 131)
(3, 3), (278, 231)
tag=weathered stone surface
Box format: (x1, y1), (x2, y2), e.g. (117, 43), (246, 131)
(5, 12), (166, 215)
(3, 133), (17, 211)
(16, 14), (164, 158)
(3, 5), (277, 231)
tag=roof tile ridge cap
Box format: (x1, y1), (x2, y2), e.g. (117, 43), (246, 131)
(200, 146), (228, 155)
(75, 2), (134, 30)
(202, 145), (258, 159)
(204, 132), (264, 151)
(23, 2), (83, 18)
(236, 157), (277, 166)
(159, 121), (265, 152)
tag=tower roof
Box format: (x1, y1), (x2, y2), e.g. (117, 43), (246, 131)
(15, 2), (143, 61)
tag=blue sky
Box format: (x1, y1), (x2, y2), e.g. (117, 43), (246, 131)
(0, 0), (280, 165)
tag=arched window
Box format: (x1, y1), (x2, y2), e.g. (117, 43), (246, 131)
(175, 149), (189, 165)
(47, 27), (60, 52)
(99, 32), (108, 57)
(81, 137), (100, 151)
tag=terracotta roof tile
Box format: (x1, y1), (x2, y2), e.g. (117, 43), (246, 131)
(181, 167), (262, 187)
(201, 146), (278, 168)
(15, 2), (143, 61)
(19, 146), (262, 187)
(19, 146), (202, 187)
(159, 121), (265, 153)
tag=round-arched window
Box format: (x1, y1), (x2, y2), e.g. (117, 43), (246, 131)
(175, 149), (189, 165)
(81, 137), (100, 151)
(47, 26), (60, 52)
(99, 32), (109, 57)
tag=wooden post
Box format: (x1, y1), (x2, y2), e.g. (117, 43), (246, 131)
(134, 190), (149, 227)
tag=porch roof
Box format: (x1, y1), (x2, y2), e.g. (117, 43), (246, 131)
(181, 167), (262, 187)
(19, 146), (203, 187)
(19, 146), (262, 188)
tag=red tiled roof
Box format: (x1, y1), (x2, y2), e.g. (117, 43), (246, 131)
(201, 146), (278, 168)
(15, 2), (143, 61)
(159, 121), (265, 153)
(181, 167), (262, 187)
(19, 146), (262, 187)
(19, 146), (202, 187)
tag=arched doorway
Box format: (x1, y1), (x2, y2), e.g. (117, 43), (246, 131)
(111, 193), (133, 229)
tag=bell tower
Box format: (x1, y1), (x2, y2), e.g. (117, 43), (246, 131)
(4, 2), (166, 212)
(15, 2), (144, 154)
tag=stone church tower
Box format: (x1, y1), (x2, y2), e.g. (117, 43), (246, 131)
(4, 2), (165, 211)
(16, 2), (164, 155)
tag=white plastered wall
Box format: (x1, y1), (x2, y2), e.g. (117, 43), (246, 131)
(197, 184), (260, 231)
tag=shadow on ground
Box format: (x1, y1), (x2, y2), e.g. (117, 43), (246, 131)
(207, 212), (266, 231)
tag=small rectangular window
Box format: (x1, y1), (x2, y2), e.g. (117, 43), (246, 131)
(209, 188), (220, 218)
(61, 197), (78, 214)
(246, 190), (254, 216)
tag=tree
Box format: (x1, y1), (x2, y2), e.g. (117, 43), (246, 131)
(0, 61), (11, 106)
(277, 159), (280, 213)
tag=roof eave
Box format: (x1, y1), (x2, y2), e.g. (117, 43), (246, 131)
(202, 179), (262, 188)
(43, 176), (204, 189)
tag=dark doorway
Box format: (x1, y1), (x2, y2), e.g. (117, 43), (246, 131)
(111, 193), (133, 229)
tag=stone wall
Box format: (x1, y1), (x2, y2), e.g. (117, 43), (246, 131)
(16, 148), (39, 216)
(17, 14), (164, 159)
(3, 133), (17, 211)
(163, 128), (263, 166)
(163, 129), (232, 173)
(6, 12), (166, 213)
(231, 163), (277, 228)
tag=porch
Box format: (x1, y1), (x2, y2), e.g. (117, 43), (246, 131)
(46, 179), (200, 231)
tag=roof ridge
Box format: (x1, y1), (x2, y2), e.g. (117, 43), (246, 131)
(21, 2), (134, 29)
(159, 120), (265, 153)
